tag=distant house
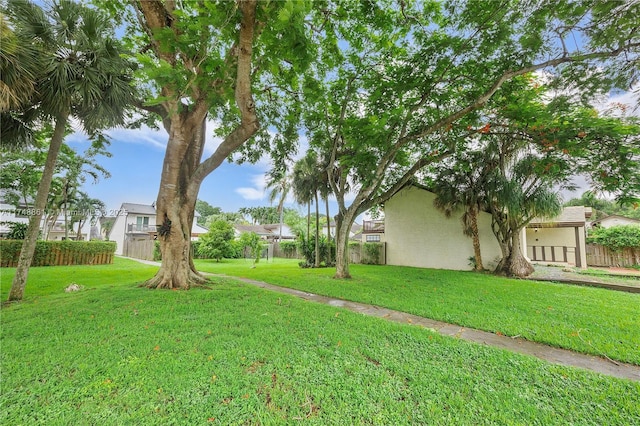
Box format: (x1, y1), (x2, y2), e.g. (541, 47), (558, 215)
(0, 191), (95, 240)
(0, 192), (31, 238)
(320, 221), (362, 241)
(525, 206), (592, 268)
(590, 214), (640, 229)
(384, 184), (502, 271)
(232, 223), (295, 241)
(110, 202), (208, 255)
(362, 220), (385, 243)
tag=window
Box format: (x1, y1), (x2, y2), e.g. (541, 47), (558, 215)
(365, 234), (381, 242)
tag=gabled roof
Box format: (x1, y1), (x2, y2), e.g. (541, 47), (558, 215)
(591, 214), (640, 225)
(234, 224), (273, 236)
(191, 222), (209, 235)
(121, 203), (156, 215)
(528, 206), (591, 228)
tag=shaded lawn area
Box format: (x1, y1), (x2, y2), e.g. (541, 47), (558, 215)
(195, 258), (640, 366)
(1, 259), (639, 424)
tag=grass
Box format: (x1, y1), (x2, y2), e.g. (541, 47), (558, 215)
(195, 258), (640, 365)
(1, 258), (639, 424)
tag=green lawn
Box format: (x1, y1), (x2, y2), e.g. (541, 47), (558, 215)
(1, 258), (639, 424)
(195, 258), (640, 366)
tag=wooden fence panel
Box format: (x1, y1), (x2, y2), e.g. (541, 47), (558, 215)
(586, 244), (640, 267)
(123, 239), (155, 261)
(271, 241), (386, 265)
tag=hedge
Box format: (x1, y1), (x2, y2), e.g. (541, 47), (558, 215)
(0, 240), (116, 267)
(587, 225), (640, 251)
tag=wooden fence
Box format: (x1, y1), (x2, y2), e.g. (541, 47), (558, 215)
(586, 244), (640, 267)
(123, 239), (155, 261)
(0, 240), (115, 267)
(271, 241), (386, 265)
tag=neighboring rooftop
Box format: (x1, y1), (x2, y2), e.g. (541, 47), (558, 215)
(121, 203), (156, 215)
(528, 206), (592, 227)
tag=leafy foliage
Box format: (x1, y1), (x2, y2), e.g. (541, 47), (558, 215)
(197, 220), (236, 262)
(297, 233), (333, 268)
(238, 232), (264, 267)
(2, 222), (28, 240)
(587, 225), (640, 251)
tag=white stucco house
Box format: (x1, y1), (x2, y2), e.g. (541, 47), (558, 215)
(525, 206), (592, 269)
(110, 202), (208, 255)
(384, 184), (502, 271)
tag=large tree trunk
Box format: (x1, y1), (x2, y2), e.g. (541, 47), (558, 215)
(468, 206), (484, 271)
(8, 114), (67, 301)
(506, 228), (534, 277)
(334, 208), (358, 279)
(145, 118), (209, 289)
(139, 0), (259, 290)
(314, 191), (320, 267)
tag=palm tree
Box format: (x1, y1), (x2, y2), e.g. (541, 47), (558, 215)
(0, 12), (41, 148)
(69, 191), (105, 240)
(266, 169), (291, 242)
(293, 152), (321, 267)
(318, 154), (334, 265)
(433, 151), (489, 271)
(7, 0), (134, 301)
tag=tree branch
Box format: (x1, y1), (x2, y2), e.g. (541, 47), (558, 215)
(187, 0), (260, 197)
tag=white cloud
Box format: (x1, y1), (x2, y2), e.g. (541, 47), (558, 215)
(235, 174), (268, 201)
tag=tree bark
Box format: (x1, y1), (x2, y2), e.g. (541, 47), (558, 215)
(314, 191), (320, 267)
(140, 0), (259, 290)
(145, 118), (209, 289)
(334, 208), (358, 279)
(469, 206), (484, 271)
(325, 196), (331, 265)
(506, 228), (534, 277)
(8, 113), (67, 301)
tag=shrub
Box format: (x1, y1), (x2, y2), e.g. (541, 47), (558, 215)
(0, 240), (116, 267)
(362, 242), (382, 264)
(279, 240), (298, 257)
(297, 233), (332, 267)
(1, 222), (28, 240)
(197, 220), (236, 261)
(587, 225), (640, 251)
(238, 232), (264, 267)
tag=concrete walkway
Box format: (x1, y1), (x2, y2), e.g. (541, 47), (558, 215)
(529, 265), (640, 293)
(120, 257), (640, 381)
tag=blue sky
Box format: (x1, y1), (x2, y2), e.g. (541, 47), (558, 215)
(68, 123), (285, 215)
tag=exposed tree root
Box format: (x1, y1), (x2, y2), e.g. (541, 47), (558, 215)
(143, 267), (211, 290)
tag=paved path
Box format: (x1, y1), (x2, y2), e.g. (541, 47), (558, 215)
(529, 265), (640, 293)
(120, 257), (640, 381)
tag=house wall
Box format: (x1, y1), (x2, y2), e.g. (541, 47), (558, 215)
(525, 226), (587, 268)
(385, 186), (502, 271)
(110, 213), (127, 255)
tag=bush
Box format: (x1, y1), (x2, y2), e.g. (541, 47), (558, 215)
(197, 220), (236, 261)
(1, 222), (28, 240)
(0, 240), (116, 267)
(587, 225), (640, 251)
(279, 240), (298, 257)
(362, 242), (383, 264)
(297, 233), (333, 267)
(238, 232), (264, 267)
